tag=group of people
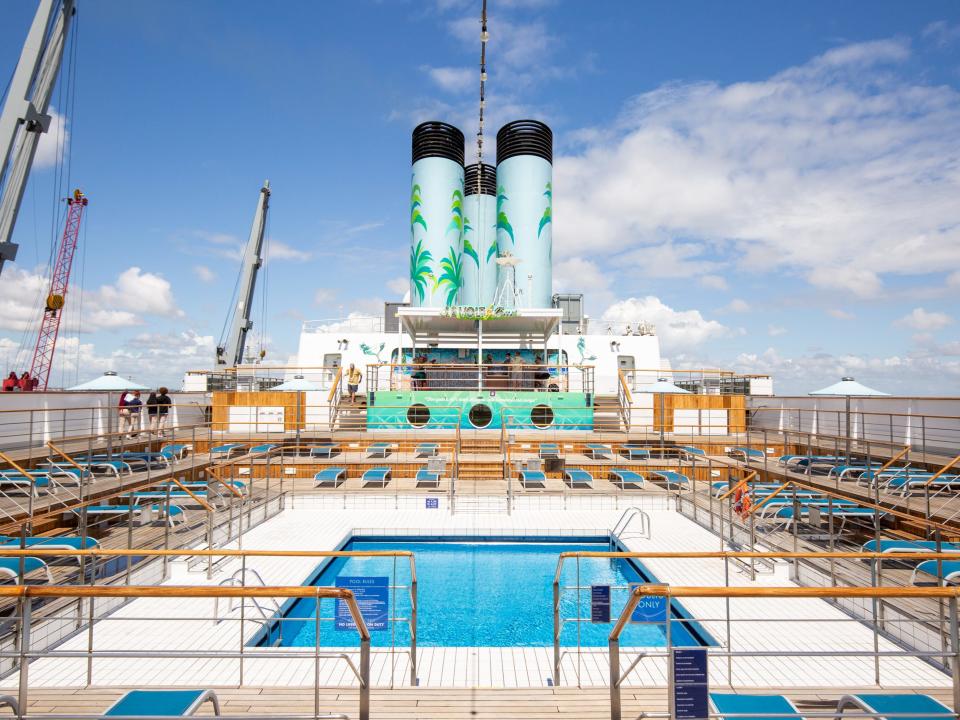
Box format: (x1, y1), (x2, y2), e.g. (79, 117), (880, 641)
(118, 387), (172, 437)
(2, 371), (39, 392)
(405, 353), (553, 391)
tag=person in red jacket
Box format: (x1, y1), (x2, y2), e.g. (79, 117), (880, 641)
(2, 373), (16, 391)
(18, 372), (33, 392)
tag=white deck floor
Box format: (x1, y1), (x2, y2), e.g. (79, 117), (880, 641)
(8, 497), (951, 690)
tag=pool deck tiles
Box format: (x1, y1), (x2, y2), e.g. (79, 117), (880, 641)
(4, 500), (952, 690)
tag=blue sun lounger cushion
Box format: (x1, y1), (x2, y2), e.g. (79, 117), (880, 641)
(0, 474), (51, 497)
(416, 469), (440, 486)
(362, 467), (391, 487)
(82, 505), (184, 526)
(679, 446), (705, 457)
(564, 469), (593, 488)
(836, 693), (953, 720)
(104, 689), (221, 717)
(862, 539), (960, 554)
(539, 443), (560, 459)
(210, 444), (245, 457)
(310, 443), (339, 458)
(0, 535), (98, 550)
(314, 468), (346, 487)
(710, 693), (801, 720)
(730, 447), (764, 461)
(161, 444), (190, 459)
(367, 443), (391, 458)
(586, 443), (612, 459)
(416, 443), (439, 457)
(249, 443), (277, 454)
(609, 469), (644, 489)
(0, 557), (52, 582)
(652, 471), (688, 488)
(520, 470), (546, 487)
(912, 560), (960, 585)
(620, 445), (650, 460)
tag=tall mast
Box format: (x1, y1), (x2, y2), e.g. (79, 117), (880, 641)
(0, 0), (77, 277)
(216, 180), (271, 367)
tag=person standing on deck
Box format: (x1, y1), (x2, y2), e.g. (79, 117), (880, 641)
(510, 353), (524, 390)
(156, 387), (172, 436)
(346, 363), (363, 404)
(19, 372), (33, 392)
(2, 373), (16, 391)
(146, 391), (159, 433)
(124, 390), (143, 437)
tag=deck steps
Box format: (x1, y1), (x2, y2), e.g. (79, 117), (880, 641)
(593, 393), (624, 432)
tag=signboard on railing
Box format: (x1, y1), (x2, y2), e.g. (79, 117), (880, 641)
(335, 576), (389, 631)
(590, 585), (611, 623)
(439, 305), (518, 320)
(671, 648), (709, 719)
(629, 586), (668, 623)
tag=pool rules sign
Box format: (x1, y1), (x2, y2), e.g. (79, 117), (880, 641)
(335, 576), (389, 631)
(671, 648), (709, 720)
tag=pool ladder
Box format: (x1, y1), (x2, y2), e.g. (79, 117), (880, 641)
(611, 506), (652, 542)
(213, 567), (283, 638)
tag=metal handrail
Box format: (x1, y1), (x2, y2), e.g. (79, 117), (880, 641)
(611, 507), (650, 540)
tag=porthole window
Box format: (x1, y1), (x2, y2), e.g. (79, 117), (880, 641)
(531, 404), (554, 429)
(468, 403), (493, 428)
(407, 404), (430, 428)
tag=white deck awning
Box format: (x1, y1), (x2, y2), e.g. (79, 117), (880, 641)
(395, 306), (563, 348)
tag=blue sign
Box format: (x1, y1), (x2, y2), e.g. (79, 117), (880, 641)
(335, 576), (389, 631)
(630, 586), (668, 623)
(672, 648), (709, 720)
(590, 585), (611, 623)
(425, 497), (439, 509)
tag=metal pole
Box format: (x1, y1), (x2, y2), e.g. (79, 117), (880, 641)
(870, 559), (880, 685)
(950, 596), (960, 714)
(17, 597), (30, 720)
(553, 578), (561, 685)
(359, 638), (371, 720)
(86, 556), (97, 685)
(608, 634), (621, 720)
(410, 571), (418, 686)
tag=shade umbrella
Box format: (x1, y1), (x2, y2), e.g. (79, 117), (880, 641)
(68, 372), (149, 456)
(272, 375), (321, 445)
(637, 378), (692, 445)
(810, 377), (888, 458)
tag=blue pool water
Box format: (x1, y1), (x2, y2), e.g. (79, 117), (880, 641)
(255, 537), (712, 648)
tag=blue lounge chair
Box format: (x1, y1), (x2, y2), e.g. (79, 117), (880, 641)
(314, 468), (346, 488)
(652, 471), (688, 489)
(48, 459), (130, 477)
(836, 693), (953, 720)
(679, 446), (705, 458)
(367, 443), (391, 459)
(310, 443), (339, 458)
(0, 557), (53, 583)
(710, 693), (801, 719)
(0, 473), (53, 497)
(586, 443), (612, 459)
(416, 469), (440, 487)
(0, 696), (17, 714)
(539, 443), (560, 459)
(620, 444), (650, 461)
(103, 689), (220, 716)
(0, 535), (98, 551)
(161, 444), (190, 459)
(912, 560), (960, 585)
(519, 470), (546, 488)
(564, 469), (593, 488)
(729, 447), (764, 462)
(415, 443), (439, 457)
(609, 469), (644, 489)
(210, 444), (245, 458)
(80, 504), (184, 527)
(862, 539), (960, 554)
(362, 467), (391, 487)
(250, 443), (277, 454)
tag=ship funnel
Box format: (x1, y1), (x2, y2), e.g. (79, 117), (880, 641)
(410, 121), (465, 308)
(461, 162), (497, 305)
(495, 120), (553, 308)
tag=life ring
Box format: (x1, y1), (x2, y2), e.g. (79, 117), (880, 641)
(733, 486), (752, 519)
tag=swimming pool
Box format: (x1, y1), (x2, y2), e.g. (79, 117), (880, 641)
(255, 536), (713, 648)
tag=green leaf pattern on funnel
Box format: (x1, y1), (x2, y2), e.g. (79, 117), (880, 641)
(447, 189), (464, 234)
(436, 247), (463, 305)
(539, 182), (552, 237)
(411, 182), (427, 233)
(409, 238), (433, 303)
(496, 185), (515, 245)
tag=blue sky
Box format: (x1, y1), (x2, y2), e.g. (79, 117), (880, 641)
(1, 0), (958, 393)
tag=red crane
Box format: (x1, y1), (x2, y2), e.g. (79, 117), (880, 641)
(29, 188), (88, 390)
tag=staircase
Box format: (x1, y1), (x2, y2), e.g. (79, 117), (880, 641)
(332, 397), (367, 431)
(594, 394), (625, 432)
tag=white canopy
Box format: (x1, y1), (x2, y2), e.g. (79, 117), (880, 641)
(809, 377), (888, 396)
(272, 375), (321, 391)
(68, 371), (148, 391)
(637, 378), (692, 394)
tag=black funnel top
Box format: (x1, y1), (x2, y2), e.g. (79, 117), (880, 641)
(464, 163), (496, 196)
(496, 119), (553, 164)
(412, 121), (465, 164)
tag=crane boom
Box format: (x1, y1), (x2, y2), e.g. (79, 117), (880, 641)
(30, 188), (87, 390)
(216, 180), (270, 366)
(0, 0), (76, 276)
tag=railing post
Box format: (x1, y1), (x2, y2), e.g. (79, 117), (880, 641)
(314, 606), (321, 720)
(206, 511), (215, 579)
(410, 573), (418, 686)
(608, 635), (621, 720)
(553, 577), (561, 685)
(870, 558), (880, 685)
(17, 596), (30, 720)
(950, 595), (960, 715)
(359, 637), (371, 720)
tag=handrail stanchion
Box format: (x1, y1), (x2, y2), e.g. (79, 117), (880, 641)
(553, 575), (561, 685)
(951, 595), (960, 714)
(17, 595), (29, 720)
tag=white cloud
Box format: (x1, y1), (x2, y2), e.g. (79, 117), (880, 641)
(923, 21), (960, 48)
(601, 296), (729, 351)
(552, 37), (960, 296)
(895, 307), (953, 331)
(827, 308), (855, 320)
(33, 108), (68, 168)
(424, 66), (474, 93)
(267, 241), (312, 262)
(313, 288), (336, 305)
(947, 271), (960, 288)
(386, 277), (409, 296)
(92, 267), (183, 319)
(724, 298), (750, 313)
(699, 275), (728, 291)
(192, 265), (216, 283)
(0, 266), (50, 332)
(767, 324), (787, 337)
(345, 221), (385, 235)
